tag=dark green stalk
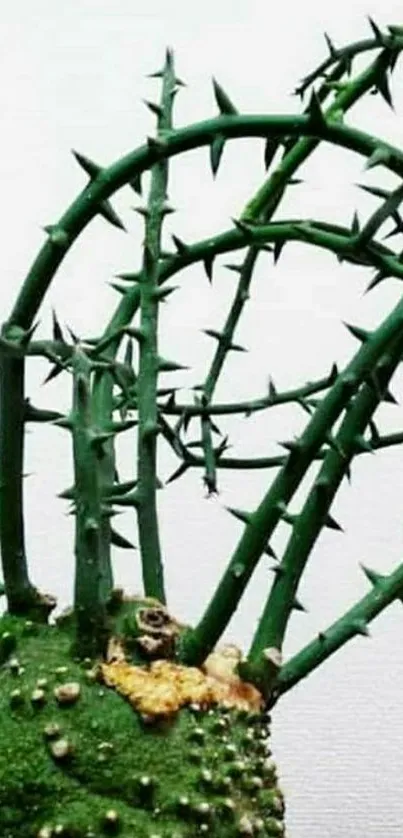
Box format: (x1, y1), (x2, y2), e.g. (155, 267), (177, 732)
(116, 366), (334, 417)
(243, 335), (403, 695)
(136, 50), (176, 602)
(0, 339), (36, 612)
(191, 47), (398, 491)
(178, 299), (403, 666)
(71, 345), (108, 658)
(172, 428), (403, 472)
(274, 554), (403, 701)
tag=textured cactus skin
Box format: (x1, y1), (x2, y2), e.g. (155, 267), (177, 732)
(0, 615), (284, 838)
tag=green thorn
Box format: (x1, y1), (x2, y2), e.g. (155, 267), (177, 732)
(367, 16), (385, 44)
(365, 270), (389, 293)
(210, 134), (226, 176)
(152, 285), (178, 301)
(143, 99), (164, 119)
(203, 254), (215, 283)
(263, 136), (280, 171)
(365, 145), (393, 170)
(344, 322), (370, 343)
(292, 597), (307, 612)
(324, 31), (337, 58)
(354, 435), (374, 454)
(360, 563), (385, 587)
(72, 149), (102, 179)
(129, 171), (142, 196)
(212, 77), (238, 115)
(52, 309), (65, 343)
(110, 528), (136, 549)
(306, 90), (327, 129)
(352, 618), (370, 637)
(158, 356), (189, 372)
(324, 513), (343, 532)
(43, 225), (69, 249)
(172, 234), (188, 254)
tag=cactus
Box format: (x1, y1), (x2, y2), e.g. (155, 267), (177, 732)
(2, 17), (403, 836)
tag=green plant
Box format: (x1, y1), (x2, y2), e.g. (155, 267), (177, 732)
(2, 17), (403, 837)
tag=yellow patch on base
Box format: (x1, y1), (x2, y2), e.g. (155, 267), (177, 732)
(100, 645), (263, 718)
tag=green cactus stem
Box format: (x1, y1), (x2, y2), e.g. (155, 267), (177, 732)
(135, 49), (176, 602)
(178, 299), (403, 667)
(70, 345), (109, 658)
(274, 553), (403, 701)
(243, 332), (403, 696)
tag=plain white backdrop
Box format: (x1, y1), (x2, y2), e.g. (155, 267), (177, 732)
(1, 1), (403, 835)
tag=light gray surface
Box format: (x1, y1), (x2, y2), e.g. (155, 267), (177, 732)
(1, 2), (403, 835)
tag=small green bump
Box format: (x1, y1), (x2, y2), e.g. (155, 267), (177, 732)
(8, 656), (21, 674)
(243, 774), (264, 792)
(227, 759), (247, 777)
(223, 743), (238, 759)
(43, 722), (62, 740)
(9, 688), (25, 708)
(101, 809), (121, 835)
(193, 801), (213, 821)
(188, 726), (205, 744)
(264, 817), (284, 836)
(0, 631), (16, 661)
(237, 814), (255, 835)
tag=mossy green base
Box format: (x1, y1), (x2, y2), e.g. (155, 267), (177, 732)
(0, 616), (285, 838)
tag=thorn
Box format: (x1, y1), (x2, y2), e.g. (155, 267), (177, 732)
(318, 631), (327, 643)
(270, 564), (285, 577)
(360, 563), (385, 587)
(210, 134), (226, 176)
(212, 78), (238, 115)
(268, 378), (277, 401)
(72, 150), (102, 179)
(328, 363), (338, 384)
(365, 145), (392, 171)
(165, 462), (189, 484)
(172, 234), (188, 254)
(158, 356), (189, 372)
(306, 90), (327, 129)
(273, 240), (285, 264)
(143, 99), (164, 119)
(351, 211), (360, 234)
(263, 136), (280, 171)
(354, 435), (374, 454)
(115, 271), (143, 283)
(365, 270), (389, 293)
(52, 309), (64, 343)
(108, 282), (128, 295)
(292, 597), (307, 612)
(203, 254), (214, 283)
(110, 528), (136, 549)
(367, 16), (385, 43)
(226, 506), (251, 525)
(376, 71), (394, 110)
(324, 31), (337, 58)
(130, 172), (142, 196)
(43, 225), (69, 249)
(352, 618), (370, 637)
(344, 322), (370, 343)
(324, 513), (343, 531)
(98, 200), (126, 231)
(152, 285), (178, 301)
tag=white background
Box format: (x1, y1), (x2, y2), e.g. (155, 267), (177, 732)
(1, 1), (403, 835)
